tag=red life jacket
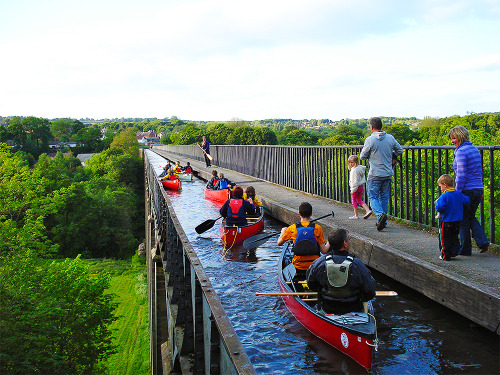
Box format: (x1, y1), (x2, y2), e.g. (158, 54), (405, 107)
(212, 178), (219, 187)
(228, 199), (244, 219)
(185, 166), (192, 173)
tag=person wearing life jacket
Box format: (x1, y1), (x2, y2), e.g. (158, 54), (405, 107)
(173, 161), (182, 174)
(206, 170), (219, 190)
(183, 162), (192, 173)
(243, 186), (262, 216)
(277, 202), (329, 279)
(219, 186), (256, 227)
(158, 165), (169, 178)
(161, 168), (178, 181)
(214, 172), (235, 190)
(307, 228), (376, 315)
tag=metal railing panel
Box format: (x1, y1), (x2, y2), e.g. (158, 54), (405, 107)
(158, 144), (499, 244)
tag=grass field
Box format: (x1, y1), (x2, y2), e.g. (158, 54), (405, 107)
(89, 256), (151, 375)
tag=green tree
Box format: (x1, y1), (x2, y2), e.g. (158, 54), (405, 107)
(72, 127), (103, 152)
(51, 118), (75, 141)
(110, 127), (139, 156)
(320, 125), (364, 145)
(0, 253), (117, 374)
(282, 129), (318, 145)
(385, 123), (419, 145)
(207, 123), (233, 144)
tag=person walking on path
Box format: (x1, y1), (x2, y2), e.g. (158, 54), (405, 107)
(435, 174), (470, 261)
(360, 117), (403, 231)
(200, 135), (211, 168)
(448, 125), (490, 255)
(347, 155), (372, 220)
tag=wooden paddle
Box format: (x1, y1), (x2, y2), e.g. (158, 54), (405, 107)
(242, 211), (335, 250)
(198, 144), (213, 160)
(256, 291), (398, 297)
(195, 216), (222, 234)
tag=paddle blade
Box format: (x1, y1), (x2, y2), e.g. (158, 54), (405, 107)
(195, 217), (221, 234)
(242, 231), (280, 250)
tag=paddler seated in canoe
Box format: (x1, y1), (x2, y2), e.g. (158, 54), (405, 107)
(158, 163), (171, 178)
(161, 168), (179, 181)
(182, 162), (192, 173)
(214, 172), (236, 190)
(277, 202), (329, 281)
(306, 228), (376, 315)
(243, 186), (262, 216)
(205, 170), (219, 190)
(219, 186), (256, 227)
(173, 161), (182, 174)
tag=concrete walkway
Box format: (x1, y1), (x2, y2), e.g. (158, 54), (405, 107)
(154, 149), (500, 335)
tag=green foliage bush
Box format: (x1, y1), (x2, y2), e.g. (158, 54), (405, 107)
(0, 253), (117, 374)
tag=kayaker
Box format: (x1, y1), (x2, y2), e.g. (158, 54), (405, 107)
(214, 172), (235, 190)
(183, 162), (192, 173)
(161, 168), (179, 181)
(277, 202), (329, 280)
(243, 186), (262, 216)
(205, 170), (219, 190)
(306, 228), (376, 315)
(158, 162), (172, 178)
(219, 186), (256, 227)
(173, 161), (182, 174)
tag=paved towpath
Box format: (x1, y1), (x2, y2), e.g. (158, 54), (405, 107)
(153, 148), (500, 334)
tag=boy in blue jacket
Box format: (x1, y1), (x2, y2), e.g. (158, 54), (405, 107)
(435, 174), (470, 261)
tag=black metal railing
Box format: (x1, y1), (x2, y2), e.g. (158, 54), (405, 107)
(158, 144), (499, 245)
(144, 151), (256, 374)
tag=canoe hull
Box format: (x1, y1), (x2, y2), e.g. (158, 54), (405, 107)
(160, 179), (182, 190)
(219, 213), (264, 247)
(278, 244), (376, 370)
(204, 188), (230, 203)
(178, 173), (193, 181)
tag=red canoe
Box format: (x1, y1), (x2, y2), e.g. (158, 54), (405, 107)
(219, 212), (264, 248)
(204, 188), (230, 203)
(278, 243), (377, 370)
(160, 179), (182, 191)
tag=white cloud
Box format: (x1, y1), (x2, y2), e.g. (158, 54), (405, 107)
(1, 0), (499, 120)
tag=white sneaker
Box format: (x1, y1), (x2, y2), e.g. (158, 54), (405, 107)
(363, 210), (372, 219)
(349, 216), (359, 220)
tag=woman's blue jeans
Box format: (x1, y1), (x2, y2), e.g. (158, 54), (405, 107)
(459, 189), (489, 255)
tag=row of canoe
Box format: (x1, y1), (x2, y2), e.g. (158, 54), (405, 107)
(202, 186), (377, 369)
(163, 170), (377, 370)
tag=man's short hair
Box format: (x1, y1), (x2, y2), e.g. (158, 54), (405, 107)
(298, 202), (312, 218)
(370, 117), (383, 130)
(328, 229), (349, 252)
(437, 174), (454, 187)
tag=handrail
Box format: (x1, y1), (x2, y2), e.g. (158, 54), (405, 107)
(158, 144), (499, 245)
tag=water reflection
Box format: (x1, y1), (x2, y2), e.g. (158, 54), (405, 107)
(159, 163), (499, 375)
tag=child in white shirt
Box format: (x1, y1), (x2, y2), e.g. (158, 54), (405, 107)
(348, 155), (372, 219)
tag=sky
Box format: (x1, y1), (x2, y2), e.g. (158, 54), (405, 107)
(1, 0), (499, 122)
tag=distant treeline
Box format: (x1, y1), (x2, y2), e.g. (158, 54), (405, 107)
(1, 113), (498, 159)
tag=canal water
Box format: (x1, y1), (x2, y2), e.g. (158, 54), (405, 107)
(150, 154), (499, 374)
